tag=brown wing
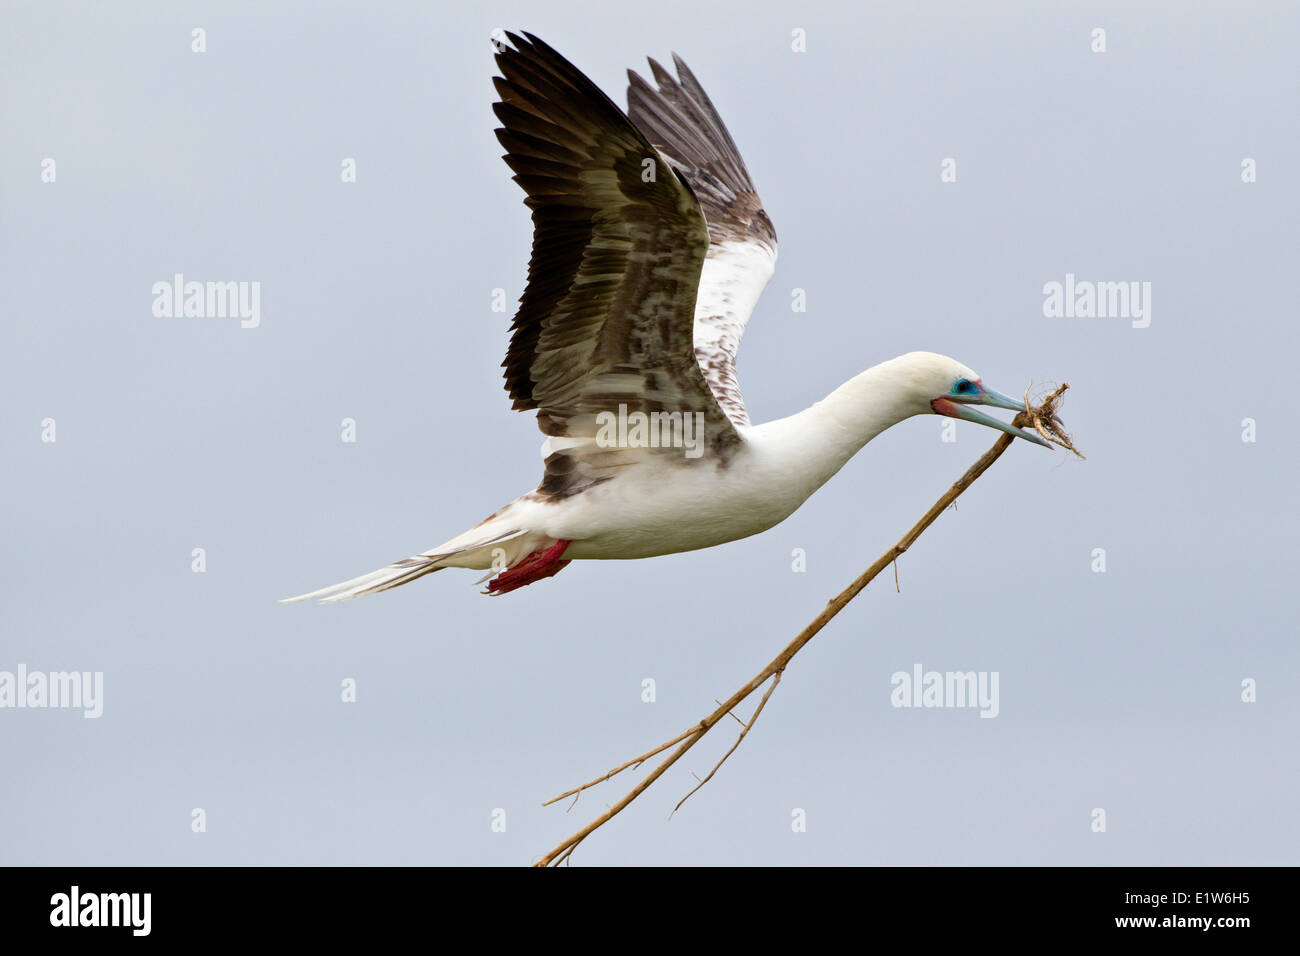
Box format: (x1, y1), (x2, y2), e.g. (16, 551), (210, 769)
(627, 54), (778, 427)
(494, 32), (743, 497)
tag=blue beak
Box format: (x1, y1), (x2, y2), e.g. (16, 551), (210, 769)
(932, 385), (1051, 448)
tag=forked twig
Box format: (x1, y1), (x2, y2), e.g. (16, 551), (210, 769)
(671, 671), (783, 816)
(532, 385), (1081, 866)
(540, 724), (701, 808)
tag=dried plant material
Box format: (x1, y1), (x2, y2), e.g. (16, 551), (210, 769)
(1017, 382), (1085, 459)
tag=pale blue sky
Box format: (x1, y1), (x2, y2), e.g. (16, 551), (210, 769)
(3, 0), (1297, 865)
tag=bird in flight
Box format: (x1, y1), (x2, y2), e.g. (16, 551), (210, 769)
(284, 31), (1048, 604)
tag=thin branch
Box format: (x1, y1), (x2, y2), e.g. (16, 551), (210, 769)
(716, 699), (747, 728)
(532, 385), (1079, 866)
(540, 724), (702, 808)
(672, 671), (783, 816)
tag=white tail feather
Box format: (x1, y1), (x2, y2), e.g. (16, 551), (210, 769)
(280, 528), (527, 604)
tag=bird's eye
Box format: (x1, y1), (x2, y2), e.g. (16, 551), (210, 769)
(954, 379), (975, 394)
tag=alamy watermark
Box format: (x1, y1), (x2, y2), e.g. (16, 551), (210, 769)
(152, 274), (260, 328)
(1042, 273), (1151, 328)
(595, 404), (705, 459)
(890, 663), (999, 718)
(50, 886), (150, 936)
(0, 665), (103, 718)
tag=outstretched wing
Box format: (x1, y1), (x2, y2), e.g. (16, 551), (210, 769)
(627, 54), (778, 427)
(494, 32), (743, 498)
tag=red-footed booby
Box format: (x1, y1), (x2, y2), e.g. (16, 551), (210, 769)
(284, 32), (1047, 603)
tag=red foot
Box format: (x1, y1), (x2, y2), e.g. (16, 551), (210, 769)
(484, 540), (571, 595)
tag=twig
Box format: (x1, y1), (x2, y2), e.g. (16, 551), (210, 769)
(671, 671), (783, 816)
(532, 385), (1079, 866)
(717, 699), (747, 728)
(540, 724), (701, 808)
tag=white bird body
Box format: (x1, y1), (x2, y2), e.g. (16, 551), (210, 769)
(460, 353), (968, 565)
(535, 365), (930, 559)
(283, 35), (1047, 604)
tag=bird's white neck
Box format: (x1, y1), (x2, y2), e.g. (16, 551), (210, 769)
(749, 358), (925, 500)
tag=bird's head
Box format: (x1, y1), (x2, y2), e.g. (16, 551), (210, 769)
(900, 352), (1050, 448)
